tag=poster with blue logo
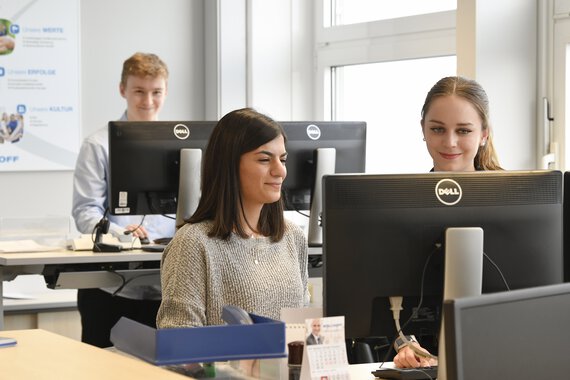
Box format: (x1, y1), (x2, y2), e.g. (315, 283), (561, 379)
(0, 0), (79, 171)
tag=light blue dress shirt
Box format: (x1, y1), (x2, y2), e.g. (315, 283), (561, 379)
(72, 113), (175, 299)
(72, 112), (176, 240)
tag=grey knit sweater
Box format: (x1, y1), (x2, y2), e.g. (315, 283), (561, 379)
(157, 219), (309, 328)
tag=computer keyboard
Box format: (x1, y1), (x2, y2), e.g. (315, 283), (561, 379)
(140, 237), (173, 252)
(141, 244), (167, 252)
(154, 237), (173, 245)
(372, 366), (438, 380)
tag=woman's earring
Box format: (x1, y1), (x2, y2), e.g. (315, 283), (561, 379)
(480, 140), (487, 147)
(422, 137), (426, 141)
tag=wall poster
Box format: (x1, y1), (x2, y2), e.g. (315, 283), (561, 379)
(0, 0), (80, 171)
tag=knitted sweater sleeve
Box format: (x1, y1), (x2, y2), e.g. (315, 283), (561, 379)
(157, 224), (207, 328)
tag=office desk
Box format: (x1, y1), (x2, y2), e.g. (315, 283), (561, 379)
(0, 327), (387, 380)
(0, 249), (162, 329)
(0, 329), (188, 379)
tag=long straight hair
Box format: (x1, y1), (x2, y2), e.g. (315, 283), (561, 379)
(421, 76), (503, 171)
(187, 108), (287, 241)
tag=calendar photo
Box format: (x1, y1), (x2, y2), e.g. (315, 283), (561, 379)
(305, 316), (345, 346)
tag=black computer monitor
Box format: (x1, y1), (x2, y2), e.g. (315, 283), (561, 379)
(108, 121), (216, 224)
(443, 283), (570, 379)
(279, 121), (366, 246)
(323, 170), (563, 356)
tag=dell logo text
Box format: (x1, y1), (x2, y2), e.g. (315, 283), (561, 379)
(306, 124), (321, 140)
(435, 179), (462, 206)
(173, 124), (190, 140)
(438, 188), (460, 196)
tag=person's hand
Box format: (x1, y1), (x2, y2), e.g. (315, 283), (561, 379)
(0, 36), (15, 53)
(393, 343), (438, 368)
(124, 224), (149, 239)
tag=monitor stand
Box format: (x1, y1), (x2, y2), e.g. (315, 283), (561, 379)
(175, 148), (202, 229)
(308, 148), (336, 247)
(438, 227), (484, 380)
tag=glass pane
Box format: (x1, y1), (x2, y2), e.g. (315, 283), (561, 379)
(566, 44), (570, 169)
(330, 0), (456, 26)
(333, 56), (457, 174)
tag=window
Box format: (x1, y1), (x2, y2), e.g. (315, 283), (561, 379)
(333, 56), (456, 173)
(326, 0), (456, 27)
(315, 2), (456, 173)
(552, 0), (570, 170)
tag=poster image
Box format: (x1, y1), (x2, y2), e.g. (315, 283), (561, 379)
(0, 0), (80, 171)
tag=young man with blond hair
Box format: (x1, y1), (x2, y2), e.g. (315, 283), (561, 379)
(72, 52), (174, 347)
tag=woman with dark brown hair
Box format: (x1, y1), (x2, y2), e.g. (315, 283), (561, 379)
(157, 108), (309, 328)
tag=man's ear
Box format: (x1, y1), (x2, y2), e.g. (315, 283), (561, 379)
(119, 83), (126, 98)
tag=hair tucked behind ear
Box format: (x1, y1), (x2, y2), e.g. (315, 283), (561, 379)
(421, 76), (503, 170)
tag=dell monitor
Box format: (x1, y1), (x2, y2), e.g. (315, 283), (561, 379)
(108, 121), (216, 227)
(322, 170), (563, 358)
(279, 121), (366, 246)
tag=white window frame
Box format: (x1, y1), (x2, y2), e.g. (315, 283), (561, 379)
(551, 0), (570, 170)
(313, 2), (456, 120)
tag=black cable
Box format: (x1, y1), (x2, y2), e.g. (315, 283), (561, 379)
(147, 198), (176, 220)
(123, 215), (147, 249)
(108, 270), (127, 294)
(91, 208), (110, 244)
(378, 246), (510, 375)
(109, 269), (159, 296)
(124, 214), (147, 235)
(113, 272), (159, 296)
(90, 223), (98, 244)
(281, 190), (311, 218)
(379, 244), (441, 367)
(483, 251), (511, 291)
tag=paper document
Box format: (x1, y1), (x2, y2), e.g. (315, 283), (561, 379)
(0, 240), (60, 253)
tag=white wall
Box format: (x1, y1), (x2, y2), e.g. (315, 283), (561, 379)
(0, 0), (204, 221)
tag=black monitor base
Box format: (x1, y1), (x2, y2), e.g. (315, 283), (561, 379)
(93, 242), (122, 252)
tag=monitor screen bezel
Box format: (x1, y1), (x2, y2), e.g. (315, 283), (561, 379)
(444, 283), (570, 379)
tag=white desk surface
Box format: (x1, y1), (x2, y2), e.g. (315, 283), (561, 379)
(240, 357), (392, 379)
(0, 250), (161, 325)
(0, 329), (188, 379)
(3, 289), (76, 312)
(351, 361), (393, 378)
(0, 248), (162, 266)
